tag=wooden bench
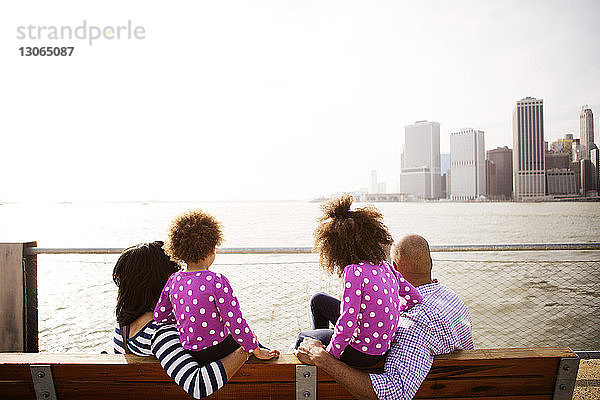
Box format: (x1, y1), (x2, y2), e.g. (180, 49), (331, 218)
(0, 347), (579, 399)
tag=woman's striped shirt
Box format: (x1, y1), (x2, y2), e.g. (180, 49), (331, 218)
(113, 320), (227, 399)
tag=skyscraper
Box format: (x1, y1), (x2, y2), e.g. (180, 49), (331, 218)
(440, 153), (451, 199)
(513, 97), (546, 200)
(440, 153), (451, 175)
(369, 170), (378, 194)
(486, 146), (513, 200)
(368, 170), (387, 194)
(590, 147), (599, 193)
(580, 159), (595, 195)
(399, 121), (441, 199)
(572, 138), (582, 162)
(449, 128), (486, 200)
(486, 160), (497, 199)
(580, 106), (595, 160)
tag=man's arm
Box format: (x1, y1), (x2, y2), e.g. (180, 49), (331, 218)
(369, 330), (433, 400)
(297, 328), (434, 400)
(296, 338), (378, 400)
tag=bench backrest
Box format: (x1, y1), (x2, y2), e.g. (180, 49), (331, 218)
(0, 347), (578, 399)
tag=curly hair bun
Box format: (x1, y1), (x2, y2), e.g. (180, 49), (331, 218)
(315, 194), (392, 276)
(322, 194), (353, 220)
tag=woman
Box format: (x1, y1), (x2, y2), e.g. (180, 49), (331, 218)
(112, 241), (250, 399)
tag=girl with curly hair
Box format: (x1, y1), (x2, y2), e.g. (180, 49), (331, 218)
(154, 209), (279, 364)
(296, 195), (422, 367)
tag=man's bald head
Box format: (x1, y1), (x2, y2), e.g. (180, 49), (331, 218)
(392, 234), (432, 276)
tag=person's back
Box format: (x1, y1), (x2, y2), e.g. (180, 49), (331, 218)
(391, 233), (472, 353)
(371, 281), (473, 400)
(370, 234), (473, 400)
(402, 282), (473, 354)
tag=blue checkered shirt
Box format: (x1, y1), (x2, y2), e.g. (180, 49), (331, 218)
(369, 281), (474, 400)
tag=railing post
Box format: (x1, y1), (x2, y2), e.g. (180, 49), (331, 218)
(0, 242), (38, 352)
(24, 242), (38, 352)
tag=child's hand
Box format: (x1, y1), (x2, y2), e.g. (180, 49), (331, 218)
(252, 347), (280, 360)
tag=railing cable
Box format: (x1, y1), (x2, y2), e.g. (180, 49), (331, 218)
(25, 243), (600, 255)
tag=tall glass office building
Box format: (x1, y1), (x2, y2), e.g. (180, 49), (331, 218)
(399, 121), (441, 199)
(580, 106), (595, 160)
(450, 128), (486, 200)
(512, 97), (546, 200)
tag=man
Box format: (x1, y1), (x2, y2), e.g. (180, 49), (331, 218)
(295, 234), (474, 400)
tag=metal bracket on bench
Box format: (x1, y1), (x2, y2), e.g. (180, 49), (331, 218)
(552, 357), (580, 400)
(30, 365), (57, 400)
(296, 365), (317, 400)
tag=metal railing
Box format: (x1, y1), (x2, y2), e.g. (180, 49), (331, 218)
(24, 242), (600, 255)
(28, 243), (600, 354)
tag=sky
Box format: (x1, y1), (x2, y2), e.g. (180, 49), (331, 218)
(1, 0), (599, 201)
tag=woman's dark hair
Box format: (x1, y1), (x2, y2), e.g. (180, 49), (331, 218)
(113, 241), (180, 327)
(314, 194), (393, 276)
(165, 209), (223, 263)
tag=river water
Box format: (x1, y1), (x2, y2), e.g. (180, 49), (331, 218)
(1, 201), (598, 352)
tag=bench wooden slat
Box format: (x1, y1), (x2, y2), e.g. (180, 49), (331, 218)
(0, 354), (301, 383)
(0, 369), (559, 399)
(416, 375), (557, 398)
(426, 357), (560, 378)
(0, 357), (562, 383)
(0, 347), (574, 365)
(406, 397), (550, 400)
(433, 347), (574, 360)
(0, 348), (577, 399)
(197, 383), (296, 400)
(0, 382), (552, 400)
(318, 383), (554, 400)
(0, 382), (34, 398)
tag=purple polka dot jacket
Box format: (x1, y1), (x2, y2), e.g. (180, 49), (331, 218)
(326, 261), (423, 358)
(153, 270), (258, 353)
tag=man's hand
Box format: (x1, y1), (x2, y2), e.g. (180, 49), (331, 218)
(295, 337), (328, 366)
(294, 337), (378, 400)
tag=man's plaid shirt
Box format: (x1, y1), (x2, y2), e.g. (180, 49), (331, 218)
(369, 281), (474, 400)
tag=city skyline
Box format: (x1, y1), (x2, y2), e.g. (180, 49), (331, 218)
(361, 100), (595, 199)
(3, 96), (596, 202)
(359, 98), (596, 201)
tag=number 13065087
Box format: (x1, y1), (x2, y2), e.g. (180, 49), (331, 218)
(19, 47), (74, 56)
